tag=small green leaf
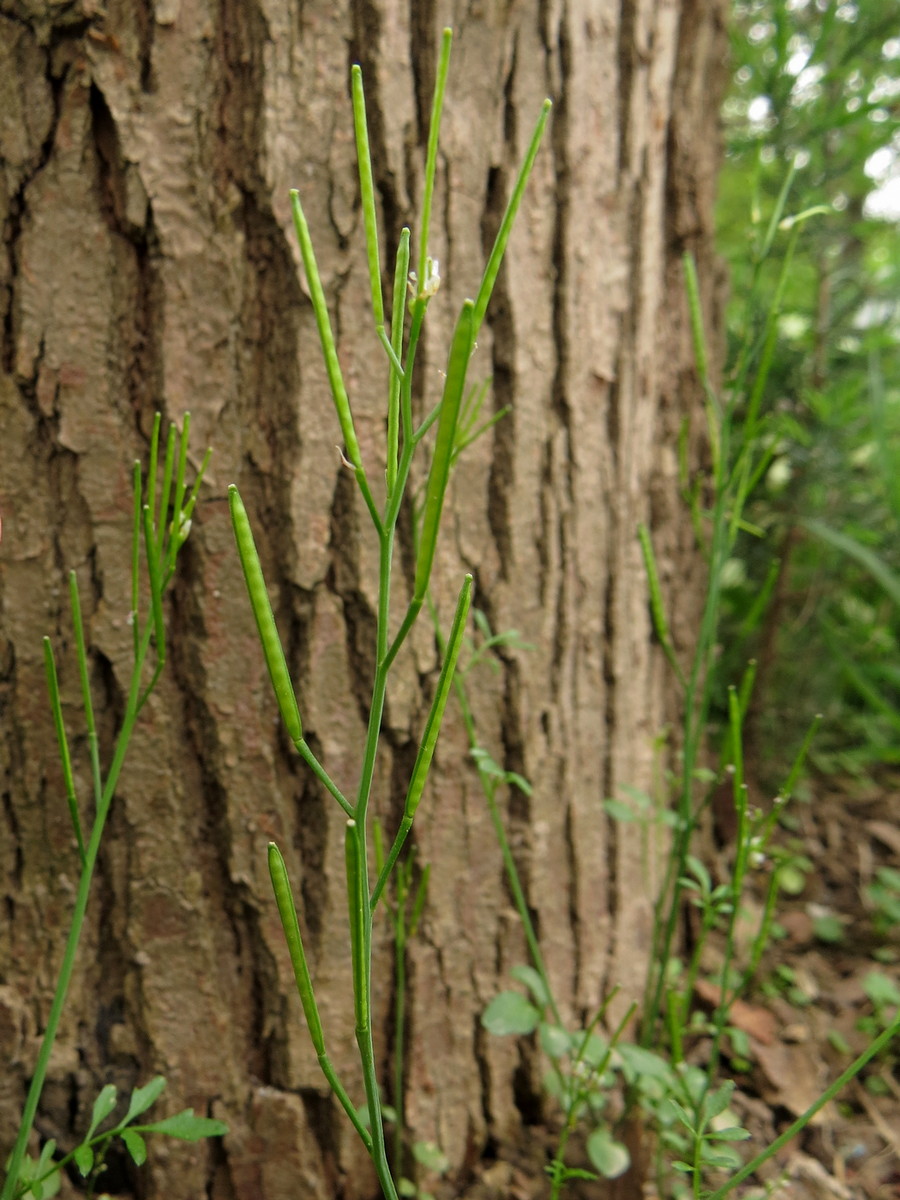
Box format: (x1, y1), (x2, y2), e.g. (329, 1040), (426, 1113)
(470, 747), (506, 779)
(579, 1032), (610, 1067)
(702, 1149), (743, 1169)
(121, 1129), (147, 1166)
(138, 1110), (229, 1140)
(412, 1140), (449, 1174)
(778, 862), (808, 895)
(813, 913), (845, 943)
(23, 1144), (60, 1200)
(505, 771), (533, 795)
(539, 1022), (572, 1059)
(73, 1144), (94, 1178)
(707, 1126), (751, 1142)
(86, 1083), (118, 1141)
(616, 1043), (673, 1082)
(863, 970), (900, 1009)
(124, 1076), (167, 1124)
(684, 855), (711, 893)
(702, 1080), (734, 1122)
(398, 1179), (416, 1197)
(603, 799), (636, 822)
(546, 1164), (598, 1182)
(586, 1128), (630, 1179)
(35, 1142), (57, 1176)
(481, 992), (539, 1036)
(509, 964), (549, 1007)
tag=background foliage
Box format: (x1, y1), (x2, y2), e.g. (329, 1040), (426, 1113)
(716, 0), (900, 781)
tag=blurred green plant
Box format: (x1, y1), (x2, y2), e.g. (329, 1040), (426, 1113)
(10, 1078), (226, 1200)
(229, 30), (551, 1200)
(0, 416), (220, 1200)
(716, 0), (900, 780)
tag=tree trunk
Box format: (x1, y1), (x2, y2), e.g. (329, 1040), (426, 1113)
(0, 2), (726, 1197)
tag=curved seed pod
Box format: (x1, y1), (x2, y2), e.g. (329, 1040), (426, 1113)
(229, 485), (303, 742)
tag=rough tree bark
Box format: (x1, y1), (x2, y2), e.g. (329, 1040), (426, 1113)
(0, 1), (726, 1197)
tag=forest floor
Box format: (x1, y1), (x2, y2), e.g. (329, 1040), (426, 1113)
(460, 778), (900, 1200)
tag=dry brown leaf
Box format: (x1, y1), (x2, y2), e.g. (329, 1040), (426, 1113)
(753, 1038), (833, 1125)
(693, 978), (779, 1046)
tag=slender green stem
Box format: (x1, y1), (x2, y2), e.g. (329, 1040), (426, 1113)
(2, 618), (156, 1200)
(707, 1011), (900, 1200)
(294, 738), (353, 818)
(2, 418), (203, 1200)
(392, 911), (407, 1175)
(449, 659), (561, 1027)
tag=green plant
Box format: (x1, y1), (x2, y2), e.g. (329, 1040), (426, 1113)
(717, 0), (900, 779)
(396, 1140), (450, 1200)
(373, 823), (430, 1179)
(1, 416), (220, 1200)
(482, 972), (635, 1190)
(10, 1078), (226, 1200)
(865, 866), (900, 940)
(474, 212), (899, 1195)
(228, 29), (550, 1200)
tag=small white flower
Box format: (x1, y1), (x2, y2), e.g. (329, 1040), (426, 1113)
(408, 257), (441, 300)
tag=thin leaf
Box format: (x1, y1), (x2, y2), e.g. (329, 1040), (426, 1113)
(85, 1084), (118, 1141)
(124, 1076), (167, 1125)
(802, 518), (900, 609)
(137, 1110), (228, 1140)
(121, 1129), (147, 1166)
(72, 1145), (93, 1179)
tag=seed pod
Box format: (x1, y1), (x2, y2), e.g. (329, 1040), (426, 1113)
(414, 299), (475, 601)
(268, 843), (325, 1055)
(229, 485), (303, 743)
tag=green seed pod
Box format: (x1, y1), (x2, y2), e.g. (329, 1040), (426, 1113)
(229, 485), (303, 742)
(268, 843), (325, 1055)
(414, 299), (475, 601)
(344, 821), (369, 1031)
